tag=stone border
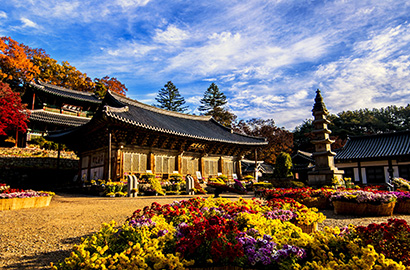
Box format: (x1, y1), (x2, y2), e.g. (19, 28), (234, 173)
(0, 196), (52, 211)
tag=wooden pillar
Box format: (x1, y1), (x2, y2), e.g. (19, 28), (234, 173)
(177, 152), (183, 173)
(237, 159), (242, 179)
(219, 157), (224, 174)
(254, 148), (258, 180)
(57, 143), (61, 170)
(200, 156), (205, 177)
(116, 149), (123, 181)
(108, 132), (112, 180)
(32, 93), (35, 110)
(148, 152), (155, 173)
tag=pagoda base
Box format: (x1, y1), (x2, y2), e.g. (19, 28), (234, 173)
(307, 169), (344, 187)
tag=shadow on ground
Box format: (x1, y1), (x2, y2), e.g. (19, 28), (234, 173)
(2, 234), (92, 270)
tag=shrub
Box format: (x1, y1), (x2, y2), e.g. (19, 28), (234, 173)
(274, 152), (293, 179)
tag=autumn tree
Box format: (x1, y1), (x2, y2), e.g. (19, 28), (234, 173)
(199, 82), (236, 127)
(0, 36), (39, 90)
(94, 76), (128, 98)
(233, 118), (293, 164)
(0, 81), (29, 136)
(25, 46), (95, 92)
(1, 36), (128, 97)
(155, 81), (188, 112)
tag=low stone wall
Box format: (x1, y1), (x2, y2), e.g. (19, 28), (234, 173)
(0, 157), (78, 169)
(0, 157), (79, 190)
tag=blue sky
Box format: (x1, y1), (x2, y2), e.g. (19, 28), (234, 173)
(2, 0), (410, 130)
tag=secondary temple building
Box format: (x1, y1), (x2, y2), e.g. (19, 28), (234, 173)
(48, 90), (267, 181)
(23, 81), (101, 143)
(335, 131), (410, 184)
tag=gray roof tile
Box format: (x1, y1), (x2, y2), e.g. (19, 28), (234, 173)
(30, 81), (102, 104)
(335, 131), (410, 160)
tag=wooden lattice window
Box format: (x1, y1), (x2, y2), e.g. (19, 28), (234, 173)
(223, 160), (235, 177)
(204, 159), (218, 177)
(123, 152), (147, 173)
(182, 157), (199, 175)
(155, 155), (176, 174)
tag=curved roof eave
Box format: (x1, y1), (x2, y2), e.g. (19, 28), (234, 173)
(103, 109), (267, 146)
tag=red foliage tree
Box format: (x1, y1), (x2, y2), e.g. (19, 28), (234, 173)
(233, 118), (293, 164)
(94, 76), (128, 97)
(0, 82), (29, 136)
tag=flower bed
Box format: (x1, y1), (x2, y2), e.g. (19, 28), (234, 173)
(262, 187), (333, 209)
(0, 183), (54, 211)
(52, 196), (407, 269)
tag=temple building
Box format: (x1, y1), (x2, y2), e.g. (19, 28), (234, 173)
(335, 131), (410, 184)
(47, 90), (267, 181)
(22, 81), (101, 144)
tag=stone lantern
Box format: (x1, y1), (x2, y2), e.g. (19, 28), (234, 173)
(307, 89), (344, 186)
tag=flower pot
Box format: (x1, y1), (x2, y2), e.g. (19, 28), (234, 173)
(366, 201), (395, 216)
(394, 200), (410, 214)
(296, 222), (318, 234)
(299, 197), (330, 210)
(1, 196), (53, 211)
(333, 201), (367, 216)
(333, 201), (396, 216)
(35, 196), (52, 208)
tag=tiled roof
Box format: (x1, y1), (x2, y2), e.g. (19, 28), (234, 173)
(335, 131), (410, 161)
(30, 81), (102, 104)
(292, 150), (314, 162)
(29, 110), (90, 127)
(100, 91), (267, 145)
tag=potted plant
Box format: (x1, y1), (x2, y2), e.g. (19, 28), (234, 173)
(330, 190), (397, 216)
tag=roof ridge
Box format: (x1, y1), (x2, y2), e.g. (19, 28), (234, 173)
(108, 90), (212, 121)
(349, 130), (410, 139)
(32, 81), (99, 98)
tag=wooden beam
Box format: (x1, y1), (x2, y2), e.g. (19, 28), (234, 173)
(160, 137), (169, 148)
(141, 134), (150, 146)
(179, 140), (188, 152)
(170, 138), (179, 150)
(151, 135), (160, 148)
(208, 143), (219, 154)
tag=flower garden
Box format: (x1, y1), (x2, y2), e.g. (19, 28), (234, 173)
(52, 185), (410, 270)
(0, 183), (55, 210)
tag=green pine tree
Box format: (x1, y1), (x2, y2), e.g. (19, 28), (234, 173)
(155, 81), (188, 112)
(199, 83), (236, 127)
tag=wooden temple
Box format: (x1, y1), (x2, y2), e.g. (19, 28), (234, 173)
(48, 90), (267, 181)
(22, 81), (101, 143)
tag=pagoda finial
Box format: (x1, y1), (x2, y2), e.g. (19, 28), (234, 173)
(312, 89), (328, 114)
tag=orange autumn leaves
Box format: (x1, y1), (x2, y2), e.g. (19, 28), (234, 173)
(0, 36), (127, 96)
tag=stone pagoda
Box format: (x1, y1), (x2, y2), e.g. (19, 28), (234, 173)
(308, 89), (344, 187)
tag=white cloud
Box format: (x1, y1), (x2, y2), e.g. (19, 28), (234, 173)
(153, 25), (189, 45)
(105, 41), (157, 57)
(116, 0), (151, 8)
(0, 11), (7, 19)
(315, 22), (410, 113)
(20, 17), (39, 28)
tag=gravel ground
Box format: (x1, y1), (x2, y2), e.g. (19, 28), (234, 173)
(1, 193), (410, 270)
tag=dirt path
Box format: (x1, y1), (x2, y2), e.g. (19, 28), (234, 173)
(1, 193), (410, 269)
